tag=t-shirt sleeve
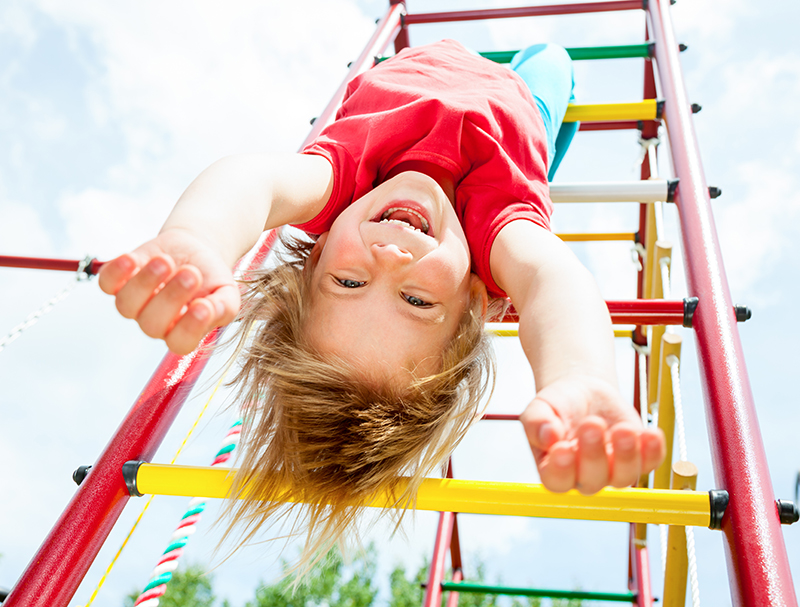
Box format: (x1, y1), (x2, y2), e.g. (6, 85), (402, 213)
(460, 183), (552, 299)
(292, 140), (357, 235)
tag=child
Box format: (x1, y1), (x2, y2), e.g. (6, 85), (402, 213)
(99, 40), (665, 559)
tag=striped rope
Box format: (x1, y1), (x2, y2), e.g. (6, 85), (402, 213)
(78, 361), (234, 607)
(132, 419), (242, 607)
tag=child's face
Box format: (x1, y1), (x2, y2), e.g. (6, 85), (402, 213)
(306, 171), (482, 385)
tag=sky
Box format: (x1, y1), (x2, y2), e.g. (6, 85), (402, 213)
(1, 0), (799, 605)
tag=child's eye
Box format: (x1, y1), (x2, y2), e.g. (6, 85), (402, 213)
(403, 293), (431, 307)
(336, 278), (366, 288)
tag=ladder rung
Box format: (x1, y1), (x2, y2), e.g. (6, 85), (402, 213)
(580, 119), (660, 132)
(487, 324), (633, 339)
(502, 299), (688, 326)
(480, 43), (653, 64)
(557, 232), (636, 241)
(125, 462), (720, 527)
(440, 582), (636, 603)
(403, 1), (643, 25)
(565, 100), (661, 122)
(550, 179), (673, 203)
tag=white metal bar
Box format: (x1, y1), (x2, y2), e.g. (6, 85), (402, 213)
(550, 179), (669, 203)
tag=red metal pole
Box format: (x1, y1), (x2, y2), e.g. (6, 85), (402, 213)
(503, 299), (689, 325)
(445, 567), (463, 607)
(308, 3), (403, 140)
(629, 525), (654, 607)
(445, 460), (462, 607)
(580, 120), (659, 132)
(5, 334), (218, 606)
(647, 0), (797, 604)
(423, 511), (455, 607)
(404, 1), (642, 25)
(481, 413), (520, 421)
(389, 0), (409, 52)
(0, 254), (105, 275)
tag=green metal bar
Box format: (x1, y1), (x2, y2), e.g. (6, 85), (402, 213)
(479, 43), (653, 63)
(441, 581), (637, 603)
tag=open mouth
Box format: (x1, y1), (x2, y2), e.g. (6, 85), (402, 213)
(374, 207), (432, 235)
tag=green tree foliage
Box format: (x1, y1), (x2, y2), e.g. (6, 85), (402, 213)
(125, 564), (215, 607)
(121, 550), (580, 607)
(387, 561), (427, 607)
(247, 544), (377, 607)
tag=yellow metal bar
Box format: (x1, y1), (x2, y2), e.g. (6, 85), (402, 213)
(646, 241), (673, 413)
(564, 99), (658, 122)
(663, 461), (698, 607)
(486, 323), (631, 339)
(556, 232), (636, 242)
(642, 205), (658, 309)
(133, 463), (712, 527)
(654, 333), (682, 490)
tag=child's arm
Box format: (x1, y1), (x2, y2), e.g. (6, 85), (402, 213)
(98, 153), (333, 354)
(490, 220), (665, 494)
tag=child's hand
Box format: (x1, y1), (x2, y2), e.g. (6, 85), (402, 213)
(98, 228), (240, 355)
(519, 375), (665, 494)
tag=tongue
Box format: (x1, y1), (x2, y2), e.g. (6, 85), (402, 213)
(385, 209), (423, 231)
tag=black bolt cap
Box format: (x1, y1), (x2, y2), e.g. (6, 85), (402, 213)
(777, 500), (800, 525)
(691, 103), (702, 114)
(734, 305), (752, 322)
(708, 186), (722, 199)
(73, 465), (92, 486)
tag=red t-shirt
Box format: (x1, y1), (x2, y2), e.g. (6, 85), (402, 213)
(295, 39), (551, 297)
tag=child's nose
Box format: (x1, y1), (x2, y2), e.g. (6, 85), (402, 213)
(371, 243), (413, 267)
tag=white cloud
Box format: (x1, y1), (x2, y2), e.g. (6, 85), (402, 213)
(0, 201), (54, 255)
(715, 159), (800, 300)
(672, 0), (754, 47)
(57, 186), (174, 258)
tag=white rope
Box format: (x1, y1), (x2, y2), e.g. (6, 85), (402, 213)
(636, 136), (661, 174)
(660, 255), (671, 300)
(668, 355), (688, 463)
(0, 257), (92, 353)
(668, 353), (701, 606)
(631, 242), (645, 272)
(686, 526), (701, 607)
(0, 281), (77, 353)
(654, 200), (665, 242)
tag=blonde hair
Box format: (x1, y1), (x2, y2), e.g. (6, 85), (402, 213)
(220, 233), (495, 572)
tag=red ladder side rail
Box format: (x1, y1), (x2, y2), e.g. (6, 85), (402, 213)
(647, 1), (797, 604)
(5, 6), (408, 606)
(5, 333), (222, 607)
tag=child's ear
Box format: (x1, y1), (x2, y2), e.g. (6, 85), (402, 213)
(305, 232), (329, 275)
(470, 274), (489, 318)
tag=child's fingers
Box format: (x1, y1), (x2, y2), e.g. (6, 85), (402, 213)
(575, 417), (610, 495)
(608, 425), (642, 488)
(537, 442), (577, 493)
(98, 253), (140, 295)
(164, 299), (217, 355)
(204, 284), (241, 327)
(114, 256), (176, 320)
(641, 428), (666, 474)
(520, 396), (567, 453)
(136, 266), (202, 339)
